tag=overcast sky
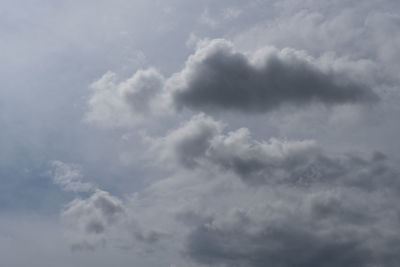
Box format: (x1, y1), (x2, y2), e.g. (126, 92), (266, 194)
(1, 1), (400, 266)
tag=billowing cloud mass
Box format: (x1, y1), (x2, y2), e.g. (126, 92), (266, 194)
(148, 114), (319, 183)
(57, 114), (400, 266)
(86, 39), (379, 128)
(170, 39), (379, 113)
(148, 114), (399, 189)
(78, 29), (397, 263)
(143, 116), (400, 266)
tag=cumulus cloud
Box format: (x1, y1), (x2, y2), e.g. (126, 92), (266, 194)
(75, 5), (398, 266)
(85, 68), (165, 128)
(86, 39), (379, 128)
(147, 113), (223, 168)
(169, 39), (378, 113)
(62, 189), (125, 250)
(148, 114), (399, 189)
(50, 161), (128, 249)
(50, 161), (168, 251)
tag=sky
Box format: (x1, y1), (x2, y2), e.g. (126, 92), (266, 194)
(1, 0), (400, 266)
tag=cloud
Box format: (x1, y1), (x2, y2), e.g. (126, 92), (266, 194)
(170, 39), (378, 113)
(135, 114), (400, 266)
(86, 39), (380, 128)
(62, 189), (125, 249)
(50, 161), (128, 249)
(85, 68), (165, 128)
(58, 114), (400, 265)
(50, 161), (94, 193)
(128, 151), (400, 267)
(5, 1), (400, 267)
(182, 178), (400, 267)
(186, 221), (372, 267)
(50, 161), (168, 251)
(148, 114), (400, 189)
(147, 113), (223, 168)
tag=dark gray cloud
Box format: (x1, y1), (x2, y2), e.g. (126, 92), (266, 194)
(171, 39), (379, 113)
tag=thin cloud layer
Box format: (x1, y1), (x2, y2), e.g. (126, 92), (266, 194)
(170, 39), (379, 113)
